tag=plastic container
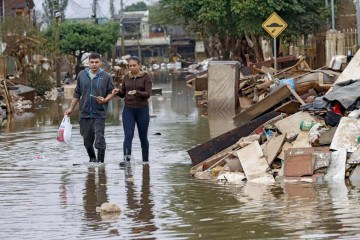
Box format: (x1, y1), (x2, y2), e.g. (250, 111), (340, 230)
(300, 120), (316, 131)
(278, 78), (296, 90)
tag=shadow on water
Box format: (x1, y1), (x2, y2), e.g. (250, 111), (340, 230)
(2, 70), (360, 239)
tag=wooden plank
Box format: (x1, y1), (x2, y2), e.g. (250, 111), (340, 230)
(233, 85), (292, 126)
(195, 77), (208, 91)
(239, 96), (252, 109)
(278, 131), (311, 160)
(285, 84), (305, 105)
(188, 111), (280, 166)
(274, 100), (301, 114)
(263, 134), (286, 165)
(236, 141), (275, 183)
(275, 111), (317, 136)
(330, 117), (360, 153)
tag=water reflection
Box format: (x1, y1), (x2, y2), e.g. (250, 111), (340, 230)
(5, 70), (360, 239)
(124, 164), (157, 238)
(83, 166), (109, 229)
(207, 109), (236, 138)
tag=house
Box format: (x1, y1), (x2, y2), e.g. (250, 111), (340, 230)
(0, 0), (34, 20)
(117, 10), (171, 63)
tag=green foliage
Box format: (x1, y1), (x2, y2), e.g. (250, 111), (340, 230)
(0, 16), (39, 37)
(124, 1), (148, 11)
(27, 68), (54, 95)
(149, 1), (181, 26)
(232, 0), (328, 39)
(153, 0), (329, 39)
(45, 21), (119, 57)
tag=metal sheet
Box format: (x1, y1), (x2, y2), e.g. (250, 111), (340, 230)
(207, 61), (239, 111)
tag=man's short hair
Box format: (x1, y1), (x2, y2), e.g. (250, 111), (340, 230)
(89, 53), (101, 60)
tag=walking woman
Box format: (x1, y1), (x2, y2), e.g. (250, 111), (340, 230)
(112, 56), (152, 166)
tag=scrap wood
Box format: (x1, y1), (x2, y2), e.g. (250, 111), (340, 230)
(256, 80), (274, 90)
(190, 142), (240, 175)
(233, 84), (304, 126)
(241, 84), (255, 95)
(236, 141), (275, 183)
(273, 56), (311, 77)
(275, 111), (317, 136)
(275, 100), (302, 114)
(263, 134), (286, 165)
(186, 78), (195, 85)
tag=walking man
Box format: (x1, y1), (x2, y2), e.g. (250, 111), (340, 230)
(64, 53), (114, 163)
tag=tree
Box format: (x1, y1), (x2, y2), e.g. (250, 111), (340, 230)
(0, 16), (45, 85)
(45, 21), (120, 75)
(151, 0), (328, 63)
(42, 0), (68, 24)
(124, 1), (148, 12)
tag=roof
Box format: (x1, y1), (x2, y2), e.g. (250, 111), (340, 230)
(119, 37), (170, 47)
(5, 0), (34, 11)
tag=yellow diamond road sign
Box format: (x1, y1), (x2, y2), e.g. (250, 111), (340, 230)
(262, 12), (288, 38)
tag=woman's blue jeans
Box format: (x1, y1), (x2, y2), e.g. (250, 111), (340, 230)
(122, 106), (149, 151)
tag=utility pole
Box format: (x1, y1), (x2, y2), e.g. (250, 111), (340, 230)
(92, 0), (98, 24)
(137, 33), (141, 61)
(54, 2), (61, 88)
(356, 0), (360, 48)
(120, 0), (125, 56)
(331, 0), (335, 32)
(325, 0), (329, 30)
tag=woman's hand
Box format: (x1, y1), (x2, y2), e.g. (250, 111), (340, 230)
(128, 90), (136, 95)
(112, 88), (120, 95)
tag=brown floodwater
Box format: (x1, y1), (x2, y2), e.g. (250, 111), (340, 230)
(1, 70), (360, 239)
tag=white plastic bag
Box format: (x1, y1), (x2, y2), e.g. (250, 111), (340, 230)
(56, 115), (72, 143)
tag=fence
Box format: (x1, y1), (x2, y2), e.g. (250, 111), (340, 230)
(326, 29), (358, 65)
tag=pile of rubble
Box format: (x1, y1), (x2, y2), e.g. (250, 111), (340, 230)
(189, 52), (360, 184)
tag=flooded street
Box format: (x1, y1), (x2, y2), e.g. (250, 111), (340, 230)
(2, 71), (360, 239)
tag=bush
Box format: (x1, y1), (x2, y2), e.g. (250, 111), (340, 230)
(27, 68), (54, 95)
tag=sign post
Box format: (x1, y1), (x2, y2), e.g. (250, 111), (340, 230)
(262, 12), (288, 72)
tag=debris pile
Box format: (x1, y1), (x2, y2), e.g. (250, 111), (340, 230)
(188, 52), (360, 184)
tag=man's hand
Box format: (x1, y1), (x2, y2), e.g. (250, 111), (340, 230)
(96, 96), (107, 104)
(64, 108), (72, 115)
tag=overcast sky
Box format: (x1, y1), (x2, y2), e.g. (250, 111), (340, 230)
(33, 0), (155, 19)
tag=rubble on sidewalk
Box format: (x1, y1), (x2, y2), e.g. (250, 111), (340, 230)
(188, 50), (360, 185)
